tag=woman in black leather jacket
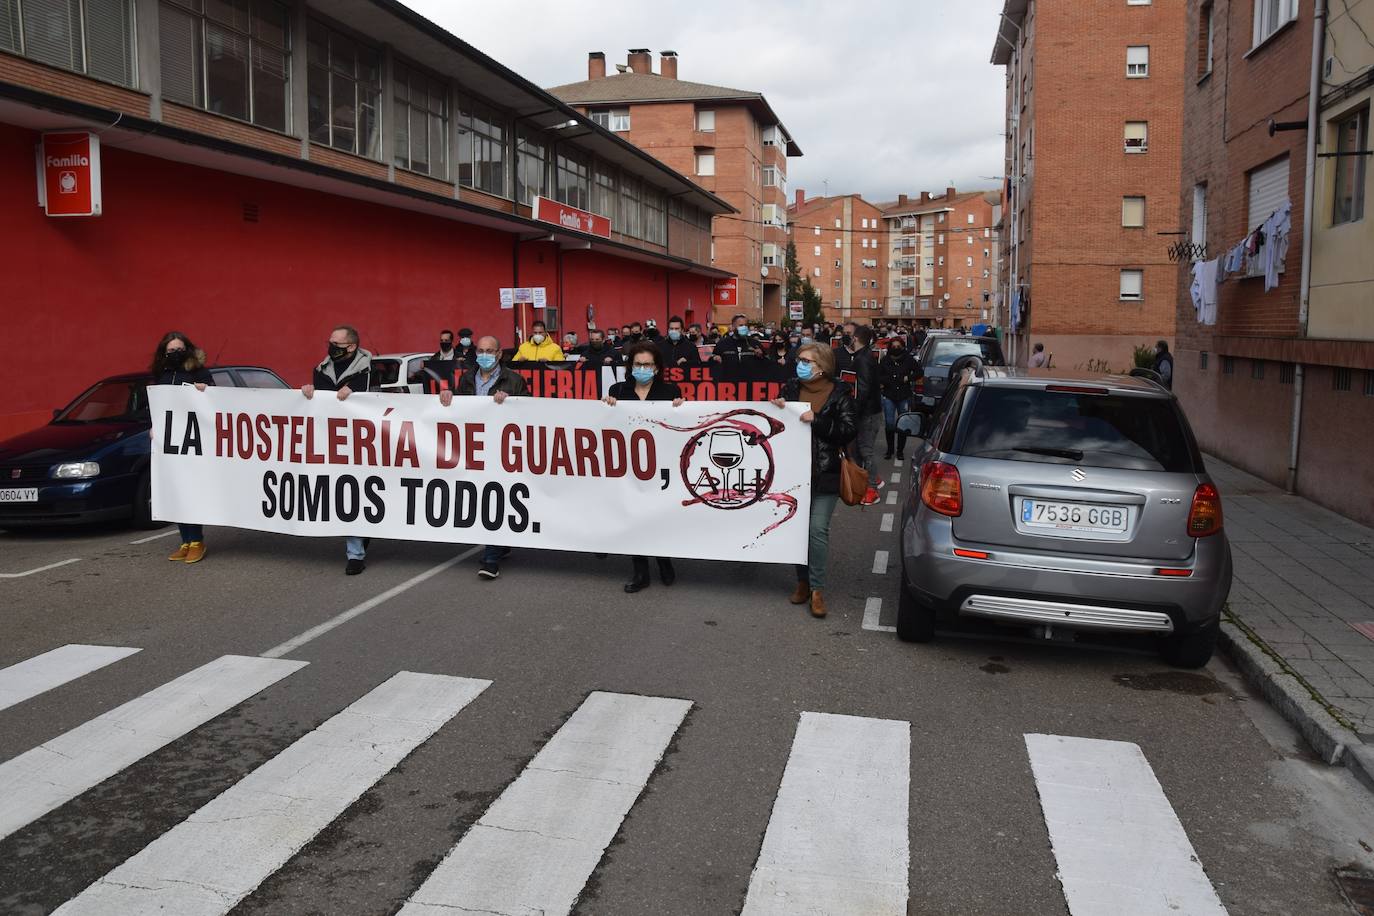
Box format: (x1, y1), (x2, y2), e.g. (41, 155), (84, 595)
(772, 342), (858, 618)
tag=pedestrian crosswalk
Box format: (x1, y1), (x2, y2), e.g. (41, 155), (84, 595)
(0, 644), (1231, 915)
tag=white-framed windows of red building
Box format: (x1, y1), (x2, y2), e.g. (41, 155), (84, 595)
(1253, 0), (1298, 50)
(554, 146), (591, 211)
(159, 0), (289, 132)
(394, 61), (447, 178)
(1332, 106), (1368, 226)
(1, 0), (136, 87)
(514, 125), (548, 206)
(307, 19), (380, 158)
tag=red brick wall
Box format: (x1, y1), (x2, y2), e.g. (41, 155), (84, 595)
(0, 51), (150, 118)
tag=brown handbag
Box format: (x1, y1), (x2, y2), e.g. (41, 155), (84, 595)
(838, 449), (869, 506)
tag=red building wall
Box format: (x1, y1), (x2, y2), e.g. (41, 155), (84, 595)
(0, 122), (711, 438)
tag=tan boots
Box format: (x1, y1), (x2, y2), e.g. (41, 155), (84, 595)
(789, 582), (827, 617)
(790, 581), (812, 605)
(809, 590), (827, 618)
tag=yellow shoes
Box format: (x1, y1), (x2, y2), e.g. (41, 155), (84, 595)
(168, 543), (190, 561)
(184, 542), (206, 564)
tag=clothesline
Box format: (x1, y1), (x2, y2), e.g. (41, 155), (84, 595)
(1189, 199), (1292, 326)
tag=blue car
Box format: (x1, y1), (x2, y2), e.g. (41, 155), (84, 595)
(0, 367), (287, 528)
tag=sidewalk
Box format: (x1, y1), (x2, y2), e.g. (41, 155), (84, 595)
(1206, 453), (1374, 784)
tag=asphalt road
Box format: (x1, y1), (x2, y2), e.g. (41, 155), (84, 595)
(1, 457), (1372, 915)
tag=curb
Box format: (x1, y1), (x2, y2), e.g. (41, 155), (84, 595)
(1217, 619), (1355, 768)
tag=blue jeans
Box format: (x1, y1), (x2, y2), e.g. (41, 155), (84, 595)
(794, 492), (840, 590)
(882, 396), (910, 431)
(345, 537), (366, 560)
(177, 523), (203, 543)
(483, 545), (511, 566)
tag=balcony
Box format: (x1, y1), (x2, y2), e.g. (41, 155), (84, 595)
(692, 131), (717, 148)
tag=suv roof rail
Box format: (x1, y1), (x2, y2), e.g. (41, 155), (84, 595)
(1128, 367), (1167, 390)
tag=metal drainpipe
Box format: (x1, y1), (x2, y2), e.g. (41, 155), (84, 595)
(1288, 0), (1325, 494)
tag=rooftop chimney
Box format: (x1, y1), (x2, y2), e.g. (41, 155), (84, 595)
(945, 186), (957, 199)
(588, 51), (606, 80)
(920, 191), (930, 203)
(795, 189), (805, 208)
(660, 50), (678, 79)
(897, 194), (908, 206)
(628, 49), (651, 74)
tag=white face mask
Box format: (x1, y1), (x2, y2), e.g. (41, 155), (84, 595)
(532, 333), (546, 344)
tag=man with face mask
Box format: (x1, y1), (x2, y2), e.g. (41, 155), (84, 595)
(656, 315), (699, 367)
(302, 325), (373, 574)
(512, 320), (565, 361)
(712, 313), (764, 362)
(835, 325), (883, 505)
(442, 335), (530, 580)
(580, 327), (617, 368)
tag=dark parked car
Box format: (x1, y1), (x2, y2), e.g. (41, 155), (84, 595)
(0, 367), (288, 528)
(913, 335), (1005, 412)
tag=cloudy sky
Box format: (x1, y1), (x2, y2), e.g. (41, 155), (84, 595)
(401, 0), (1009, 204)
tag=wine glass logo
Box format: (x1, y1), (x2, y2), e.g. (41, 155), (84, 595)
(708, 429), (746, 506)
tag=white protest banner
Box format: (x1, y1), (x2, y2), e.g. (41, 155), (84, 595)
(148, 388), (811, 564)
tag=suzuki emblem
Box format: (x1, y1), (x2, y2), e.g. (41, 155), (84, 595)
(1071, 468), (1086, 481)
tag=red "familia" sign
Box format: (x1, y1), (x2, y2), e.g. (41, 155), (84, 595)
(38, 131), (102, 217)
(532, 197), (611, 239)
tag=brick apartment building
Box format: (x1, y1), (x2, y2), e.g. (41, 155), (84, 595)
(1176, 0), (1374, 524)
(878, 188), (999, 330)
(548, 50), (800, 326)
(992, 0), (1184, 369)
(786, 192), (887, 323)
(0, 1), (731, 440)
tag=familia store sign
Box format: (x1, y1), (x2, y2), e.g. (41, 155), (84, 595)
(36, 131), (102, 217)
(532, 196), (611, 239)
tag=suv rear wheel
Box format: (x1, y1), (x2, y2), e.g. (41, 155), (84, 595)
(1159, 619), (1219, 669)
(896, 566), (937, 643)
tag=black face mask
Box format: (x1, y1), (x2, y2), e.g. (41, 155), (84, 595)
(164, 350), (185, 367)
(439, 341), (453, 352)
(328, 342), (350, 360)
(590, 340), (604, 349)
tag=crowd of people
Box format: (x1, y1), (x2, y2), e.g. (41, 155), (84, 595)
(151, 317), (956, 618)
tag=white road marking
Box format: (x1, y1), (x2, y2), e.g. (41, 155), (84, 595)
(891, 471), (901, 483)
(880, 512), (894, 532)
(741, 712), (910, 914)
(885, 489), (899, 505)
(129, 529), (179, 544)
(862, 597), (895, 633)
(1024, 734), (1227, 916)
(0, 645), (141, 713)
(262, 547), (482, 658)
(873, 550), (889, 574)
(0, 558), (81, 579)
(400, 691), (691, 916)
(55, 672), (489, 916)
(0, 655), (306, 841)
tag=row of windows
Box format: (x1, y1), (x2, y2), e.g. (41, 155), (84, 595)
(2, 0), (709, 246)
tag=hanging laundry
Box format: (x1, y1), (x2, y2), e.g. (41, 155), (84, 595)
(1261, 200), (1292, 291)
(1190, 258), (1220, 325)
(1223, 241), (1247, 275)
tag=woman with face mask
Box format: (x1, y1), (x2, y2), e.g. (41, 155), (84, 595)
(604, 342), (685, 593)
(770, 342), (857, 619)
(150, 331), (214, 564)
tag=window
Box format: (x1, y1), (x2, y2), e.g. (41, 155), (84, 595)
(394, 62), (447, 177)
(813, 225), (820, 236)
(1279, 362), (1294, 383)
(938, 256), (944, 266)
(1334, 367), (1353, 391)
(695, 152), (715, 176)
(590, 108), (630, 131)
(1333, 107), (1368, 225)
(591, 160), (616, 218)
(762, 166), (785, 191)
(515, 127), (548, 206)
(457, 99), (508, 197)
(1198, 2), (1214, 76)
(159, 1), (289, 130)
(1126, 45), (1149, 77)
(620, 173), (642, 237)
(834, 259), (841, 268)
(3, 0), (135, 86)
(1253, 0), (1298, 49)
(1119, 269), (1144, 300)
(813, 267), (821, 277)
(813, 245), (821, 256)
(967, 213), (975, 224)
(1122, 196), (1146, 227)
(1247, 156), (1290, 232)
(966, 256), (973, 266)
(967, 235), (973, 244)
(1223, 356), (1236, 375)
(860, 217), (868, 229)
(1125, 121), (1148, 153)
(937, 213), (944, 223)
(835, 238), (842, 249)
(307, 21), (380, 157)
(937, 233), (943, 244)
(695, 108), (715, 131)
(1127, 0), (1151, 4)
(1200, 351), (1209, 370)
(862, 238), (869, 249)
(1191, 184), (1207, 255)
(554, 147), (590, 211)
(762, 243), (780, 267)
(1252, 360), (1266, 380)
(834, 218), (841, 228)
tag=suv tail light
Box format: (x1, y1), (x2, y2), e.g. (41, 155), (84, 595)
(914, 376), (925, 394)
(920, 461), (962, 517)
(1187, 483), (1223, 537)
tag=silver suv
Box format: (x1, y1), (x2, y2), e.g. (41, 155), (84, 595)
(896, 368), (1231, 668)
